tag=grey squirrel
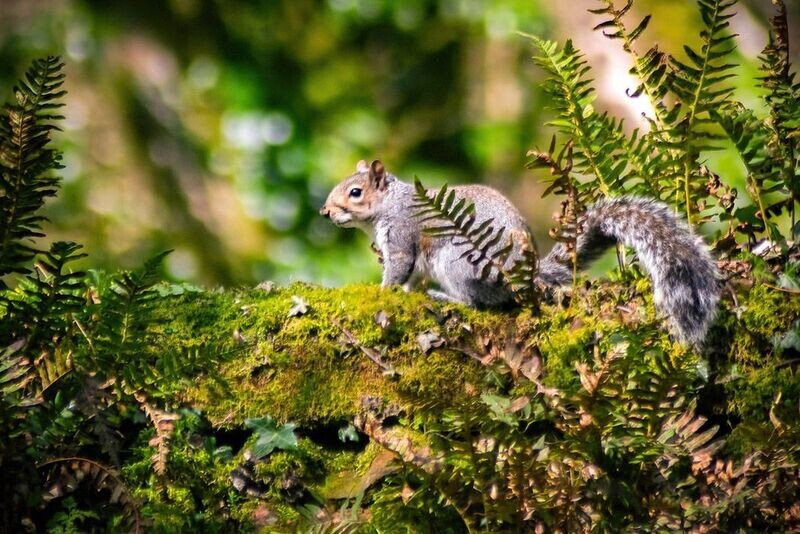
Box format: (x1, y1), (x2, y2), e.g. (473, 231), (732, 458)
(320, 159), (720, 346)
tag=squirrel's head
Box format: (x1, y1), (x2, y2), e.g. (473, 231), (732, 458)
(319, 159), (391, 229)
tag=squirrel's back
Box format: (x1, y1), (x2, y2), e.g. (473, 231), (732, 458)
(415, 184), (530, 307)
(450, 184), (529, 233)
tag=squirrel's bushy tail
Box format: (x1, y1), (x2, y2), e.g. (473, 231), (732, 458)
(537, 196), (720, 346)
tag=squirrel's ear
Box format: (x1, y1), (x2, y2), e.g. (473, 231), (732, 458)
(369, 160), (386, 190)
(355, 160), (369, 173)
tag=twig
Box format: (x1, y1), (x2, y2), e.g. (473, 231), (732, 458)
(331, 318), (398, 375)
(762, 283), (800, 295)
(725, 283), (739, 308)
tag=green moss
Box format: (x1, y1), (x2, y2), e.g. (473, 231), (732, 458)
(152, 281), (798, 440)
(123, 422), (249, 531)
(729, 366), (800, 423)
(532, 281), (674, 392)
(724, 285), (800, 366)
(316, 442), (388, 499)
(250, 438), (326, 499)
(139, 280), (798, 529)
(538, 308), (597, 390)
(177, 283), (506, 426)
(708, 286), (800, 445)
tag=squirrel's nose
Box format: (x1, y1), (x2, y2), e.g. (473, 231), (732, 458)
(320, 206), (330, 218)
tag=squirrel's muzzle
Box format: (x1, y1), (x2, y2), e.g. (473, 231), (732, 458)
(319, 206), (330, 218)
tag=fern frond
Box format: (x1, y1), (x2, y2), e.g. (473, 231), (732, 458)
(527, 138), (583, 284)
(758, 0), (800, 231)
(39, 457), (142, 532)
(413, 178), (508, 282)
(3, 241), (86, 344)
(759, 0), (800, 141)
(656, 403), (722, 475)
(591, 0), (675, 130)
(31, 391), (83, 456)
(504, 244), (540, 308)
(714, 103), (786, 241)
(661, 0), (738, 224)
(1, 242), (86, 398)
(589, 0), (683, 198)
(0, 339), (35, 416)
(529, 37), (640, 198)
(412, 178), (539, 305)
(91, 251), (170, 392)
(73, 376), (122, 466)
(0, 56), (65, 282)
(134, 392), (180, 477)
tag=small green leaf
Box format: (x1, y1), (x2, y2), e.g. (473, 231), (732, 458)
(245, 416), (298, 459)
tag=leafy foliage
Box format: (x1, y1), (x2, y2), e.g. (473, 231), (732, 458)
(530, 0), (797, 239)
(245, 416), (299, 459)
(1, 1), (799, 531)
(0, 58), (209, 531)
(0, 56), (64, 283)
(87, 250), (171, 391)
(400, 1), (800, 527)
(416, 0), (799, 311)
(2, 242), (86, 370)
(527, 138), (584, 281)
(758, 0), (800, 226)
(528, 36), (644, 199)
(40, 457), (142, 532)
(591, 0), (672, 128)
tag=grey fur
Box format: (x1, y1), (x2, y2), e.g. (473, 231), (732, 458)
(538, 197), (720, 346)
(323, 172), (720, 346)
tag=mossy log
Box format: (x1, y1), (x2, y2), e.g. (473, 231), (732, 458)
(156, 281), (664, 426)
(155, 281), (797, 423)
(141, 280), (799, 528)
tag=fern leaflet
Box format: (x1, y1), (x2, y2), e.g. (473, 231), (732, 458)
(0, 56), (65, 283)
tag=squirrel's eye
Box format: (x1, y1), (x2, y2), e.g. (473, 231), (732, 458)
(349, 187), (362, 198)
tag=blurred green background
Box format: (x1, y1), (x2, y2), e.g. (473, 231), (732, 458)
(0, 0), (795, 287)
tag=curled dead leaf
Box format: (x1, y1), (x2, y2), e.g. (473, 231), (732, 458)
(510, 396), (530, 413)
(520, 354), (542, 381)
(417, 330), (444, 353)
(255, 280), (275, 293)
(287, 295), (309, 317)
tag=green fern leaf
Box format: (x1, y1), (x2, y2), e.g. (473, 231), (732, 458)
(0, 57), (66, 282)
(89, 251), (171, 392)
(528, 36), (661, 199)
(714, 103), (786, 241)
(660, 0), (738, 224)
(758, 0), (800, 233)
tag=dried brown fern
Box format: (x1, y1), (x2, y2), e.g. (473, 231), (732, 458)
(134, 392), (180, 477)
(39, 457), (142, 532)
